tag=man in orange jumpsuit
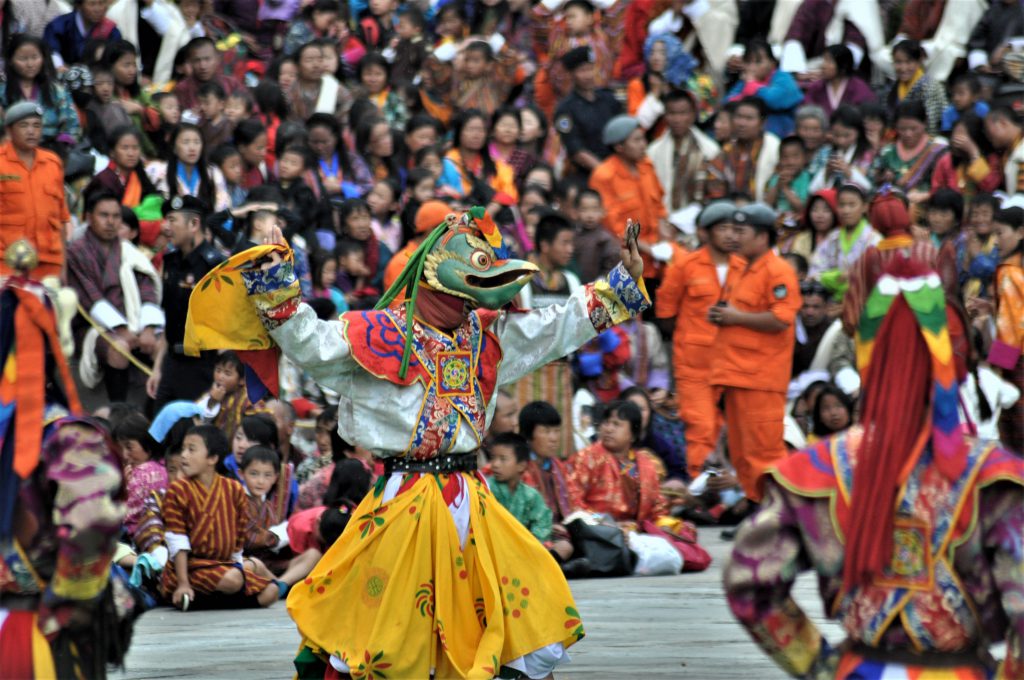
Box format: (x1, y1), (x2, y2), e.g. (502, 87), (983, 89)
(0, 102), (71, 279)
(589, 115), (669, 281)
(708, 203), (802, 502)
(656, 202), (745, 478)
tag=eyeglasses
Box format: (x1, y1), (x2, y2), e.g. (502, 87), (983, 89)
(800, 281), (829, 297)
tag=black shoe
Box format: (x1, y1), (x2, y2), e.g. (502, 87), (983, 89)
(719, 527), (738, 541)
(560, 557), (592, 579)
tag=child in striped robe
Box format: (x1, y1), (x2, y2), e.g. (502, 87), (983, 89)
(161, 425), (280, 609)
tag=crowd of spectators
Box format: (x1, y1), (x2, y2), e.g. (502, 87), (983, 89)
(0, 0), (1022, 595)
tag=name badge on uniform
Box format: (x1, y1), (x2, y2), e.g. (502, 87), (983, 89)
(436, 351), (473, 397)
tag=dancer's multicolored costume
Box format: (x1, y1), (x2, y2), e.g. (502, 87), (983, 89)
(186, 209), (649, 678)
(0, 242), (128, 679)
(724, 249), (1023, 679)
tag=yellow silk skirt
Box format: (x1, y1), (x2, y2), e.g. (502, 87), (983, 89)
(287, 472), (584, 679)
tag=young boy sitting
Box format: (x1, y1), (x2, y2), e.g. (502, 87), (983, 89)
(388, 5), (428, 90)
(196, 351), (263, 443)
(161, 426), (280, 609)
(274, 145), (322, 227)
(488, 433), (553, 543)
(452, 39), (519, 117)
(198, 81), (235, 150)
(239, 446), (322, 597)
(573, 189), (620, 284)
(941, 73), (990, 135)
(764, 136), (811, 228)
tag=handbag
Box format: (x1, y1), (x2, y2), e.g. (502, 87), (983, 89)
(566, 515), (634, 577)
(641, 519), (712, 573)
(987, 339), (1022, 371)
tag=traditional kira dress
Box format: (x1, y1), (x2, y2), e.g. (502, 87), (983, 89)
(185, 246), (649, 678)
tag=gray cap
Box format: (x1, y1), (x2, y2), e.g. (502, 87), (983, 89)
(602, 115), (640, 146)
(697, 201), (736, 229)
(4, 101), (43, 127)
(734, 202), (777, 230)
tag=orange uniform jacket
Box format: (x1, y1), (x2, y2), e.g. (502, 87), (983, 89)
(0, 141), (70, 278)
(588, 154), (667, 278)
(710, 250), (802, 392)
(656, 247), (745, 380)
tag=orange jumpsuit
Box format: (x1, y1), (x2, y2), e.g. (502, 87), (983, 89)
(588, 154), (667, 279)
(710, 249), (802, 501)
(0, 141), (70, 278)
(656, 247), (745, 477)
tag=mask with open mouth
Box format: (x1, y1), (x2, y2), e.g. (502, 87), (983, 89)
(376, 207), (538, 376)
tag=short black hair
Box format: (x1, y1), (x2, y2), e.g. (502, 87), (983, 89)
(743, 38), (776, 64)
(927, 187), (964, 223)
(596, 400), (643, 442)
(735, 96), (768, 120)
(952, 72), (981, 95)
(281, 144), (313, 169)
(894, 99), (927, 124)
(112, 413), (160, 458)
(661, 88), (697, 109)
(970, 193), (1000, 215)
(799, 278), (831, 301)
(239, 413), (279, 449)
(85, 189), (122, 215)
(575, 187), (603, 208)
(185, 36), (217, 59)
(241, 445), (281, 473)
(518, 401), (562, 441)
(812, 383), (854, 437)
(405, 113), (443, 137)
(357, 51), (390, 79)
(397, 5), (426, 30)
(785, 253), (809, 278)
(185, 424), (231, 460)
(563, 0), (595, 14)
(198, 81), (227, 100)
(463, 40), (494, 61)
(994, 207), (1024, 229)
(490, 432), (530, 463)
(534, 211), (574, 248)
(210, 144), (241, 167)
(214, 350), (244, 376)
(779, 135), (807, 154)
(837, 183), (868, 202)
(336, 237), (365, 259)
(308, 297), (337, 320)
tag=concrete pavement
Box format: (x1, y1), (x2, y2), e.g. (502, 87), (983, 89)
(121, 529), (843, 679)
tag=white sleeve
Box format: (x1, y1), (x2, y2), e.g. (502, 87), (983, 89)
(90, 299), (129, 330)
(270, 522), (290, 550)
(635, 94), (665, 130)
(779, 39), (808, 73)
(140, 302), (166, 328)
(165, 531), (191, 559)
(268, 305), (356, 394)
(968, 49), (988, 70)
(141, 2), (175, 36)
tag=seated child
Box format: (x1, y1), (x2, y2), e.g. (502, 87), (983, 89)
(228, 413), (299, 518)
(196, 351), (265, 442)
(161, 426), (281, 609)
(764, 136), (811, 228)
(150, 92), (181, 157)
(336, 197), (392, 293)
(961, 193), (1001, 299)
(274, 144), (322, 227)
(941, 73), (990, 135)
(366, 178), (403, 253)
(224, 90), (254, 126)
(310, 249), (349, 315)
(86, 66), (132, 153)
(357, 51), (408, 130)
(211, 145), (248, 208)
(239, 447), (322, 595)
(198, 81), (235, 150)
(289, 458), (374, 552)
(335, 237), (376, 310)
(452, 40), (519, 117)
(113, 414), (169, 539)
(488, 433), (553, 543)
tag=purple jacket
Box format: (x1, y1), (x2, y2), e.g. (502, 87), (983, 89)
(803, 76), (876, 117)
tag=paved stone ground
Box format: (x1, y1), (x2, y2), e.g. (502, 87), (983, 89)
(122, 528), (843, 679)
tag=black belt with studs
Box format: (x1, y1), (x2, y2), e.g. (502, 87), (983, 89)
(384, 452), (479, 475)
